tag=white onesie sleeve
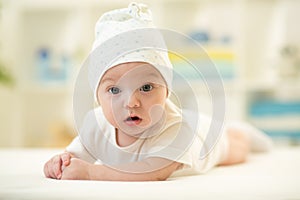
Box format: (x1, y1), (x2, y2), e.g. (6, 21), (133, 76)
(66, 136), (97, 163)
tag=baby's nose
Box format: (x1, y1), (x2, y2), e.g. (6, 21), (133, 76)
(124, 91), (141, 108)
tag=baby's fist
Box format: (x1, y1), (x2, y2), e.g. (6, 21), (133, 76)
(44, 152), (73, 179)
(61, 158), (91, 180)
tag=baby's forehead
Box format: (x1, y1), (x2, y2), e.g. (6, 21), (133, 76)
(101, 62), (164, 82)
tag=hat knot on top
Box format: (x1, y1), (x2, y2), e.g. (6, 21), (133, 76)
(128, 2), (153, 22)
(93, 2), (154, 50)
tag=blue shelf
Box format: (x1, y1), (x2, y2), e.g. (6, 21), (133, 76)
(249, 100), (300, 117)
(263, 129), (300, 140)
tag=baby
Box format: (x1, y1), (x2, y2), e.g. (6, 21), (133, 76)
(44, 3), (272, 181)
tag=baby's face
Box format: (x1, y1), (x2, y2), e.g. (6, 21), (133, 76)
(97, 62), (167, 137)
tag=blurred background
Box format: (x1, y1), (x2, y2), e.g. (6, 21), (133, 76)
(0, 0), (299, 148)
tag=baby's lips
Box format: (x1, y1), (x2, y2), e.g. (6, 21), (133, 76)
(125, 113), (142, 121)
(124, 115), (142, 126)
(126, 116), (140, 121)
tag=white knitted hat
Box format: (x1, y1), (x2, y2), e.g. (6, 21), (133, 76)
(88, 2), (173, 100)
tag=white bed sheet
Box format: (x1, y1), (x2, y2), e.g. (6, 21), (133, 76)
(0, 146), (300, 200)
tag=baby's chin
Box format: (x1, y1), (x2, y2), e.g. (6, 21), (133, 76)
(119, 123), (150, 133)
(116, 120), (156, 136)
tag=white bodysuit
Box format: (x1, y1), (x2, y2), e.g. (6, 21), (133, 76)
(66, 99), (228, 177)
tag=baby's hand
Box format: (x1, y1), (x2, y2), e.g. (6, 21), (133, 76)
(44, 152), (73, 179)
(61, 158), (91, 180)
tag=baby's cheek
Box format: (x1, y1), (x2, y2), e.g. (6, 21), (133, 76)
(148, 104), (166, 124)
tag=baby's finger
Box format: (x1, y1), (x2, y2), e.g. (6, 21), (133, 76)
(43, 162), (50, 178)
(61, 153), (71, 166)
(46, 162), (57, 179)
(52, 155), (62, 179)
(61, 163), (67, 171)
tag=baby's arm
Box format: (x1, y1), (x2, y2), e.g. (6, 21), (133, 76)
(43, 152), (74, 179)
(61, 157), (182, 181)
(43, 136), (96, 179)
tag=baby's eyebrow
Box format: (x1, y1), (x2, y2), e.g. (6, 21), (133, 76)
(147, 72), (161, 79)
(101, 77), (115, 84)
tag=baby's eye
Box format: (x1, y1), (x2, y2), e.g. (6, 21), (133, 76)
(140, 84), (153, 92)
(108, 87), (121, 94)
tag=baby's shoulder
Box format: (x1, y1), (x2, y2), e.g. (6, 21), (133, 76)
(80, 107), (109, 133)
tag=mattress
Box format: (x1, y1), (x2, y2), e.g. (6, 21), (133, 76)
(0, 146), (300, 200)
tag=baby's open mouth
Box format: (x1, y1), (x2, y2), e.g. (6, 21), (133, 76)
(124, 116), (142, 126)
(127, 116), (140, 121)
